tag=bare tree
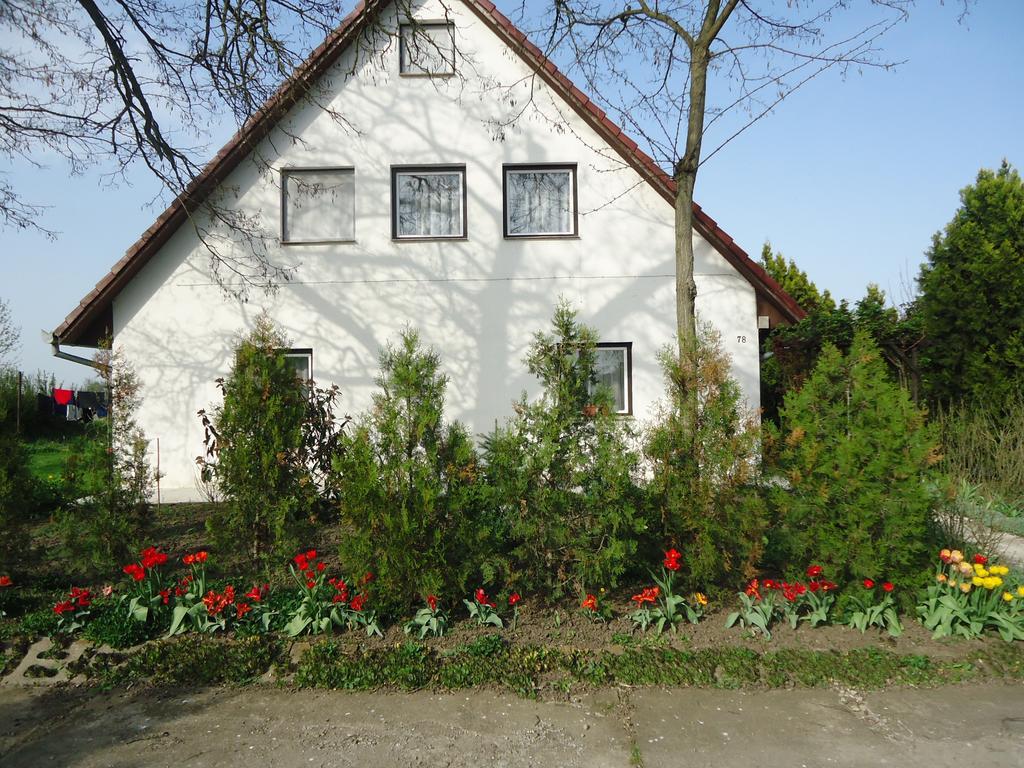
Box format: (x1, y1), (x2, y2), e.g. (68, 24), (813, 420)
(522, 0), (942, 439)
(535, 1), (922, 345)
(0, 0), (389, 292)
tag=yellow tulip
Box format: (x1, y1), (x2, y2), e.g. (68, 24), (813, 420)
(972, 576), (984, 587)
(694, 592), (708, 606)
(1003, 592), (1014, 602)
(973, 564), (988, 577)
(949, 579), (958, 588)
(960, 583), (972, 593)
(991, 565), (1010, 576)
(1017, 586), (1024, 598)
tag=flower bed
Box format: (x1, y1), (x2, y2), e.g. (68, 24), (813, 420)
(3, 545), (1024, 691)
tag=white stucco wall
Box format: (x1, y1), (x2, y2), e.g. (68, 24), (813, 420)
(111, 0), (762, 500)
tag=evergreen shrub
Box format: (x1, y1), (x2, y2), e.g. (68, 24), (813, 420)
(645, 326), (766, 590)
(766, 331), (939, 583)
(332, 329), (487, 616)
(482, 302), (646, 598)
(200, 316), (343, 564)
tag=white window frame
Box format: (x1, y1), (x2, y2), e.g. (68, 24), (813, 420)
(503, 164), (578, 238)
(281, 168), (355, 244)
(589, 343), (632, 415)
(284, 349), (313, 383)
(392, 165), (467, 240)
(399, 21), (456, 76)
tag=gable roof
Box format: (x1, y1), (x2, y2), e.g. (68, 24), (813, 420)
(54, 0), (805, 347)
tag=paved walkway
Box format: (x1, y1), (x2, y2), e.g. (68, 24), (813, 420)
(2, 683), (1023, 767)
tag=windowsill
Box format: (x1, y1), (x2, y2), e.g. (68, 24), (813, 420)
(399, 71), (457, 78)
(281, 239), (358, 246)
(392, 235), (468, 242)
(504, 234), (581, 241)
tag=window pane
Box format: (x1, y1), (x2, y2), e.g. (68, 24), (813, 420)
(283, 170), (354, 242)
(396, 171), (464, 237)
(594, 347), (627, 413)
(400, 24), (455, 75)
(506, 170), (573, 235)
(285, 353), (311, 382)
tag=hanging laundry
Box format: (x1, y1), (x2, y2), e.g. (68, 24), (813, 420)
(66, 404), (82, 422)
(36, 394), (53, 415)
(77, 391), (102, 411)
(53, 389), (74, 406)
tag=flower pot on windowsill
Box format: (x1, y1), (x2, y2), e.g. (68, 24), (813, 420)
(582, 403), (598, 418)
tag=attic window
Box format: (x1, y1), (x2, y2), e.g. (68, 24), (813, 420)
(399, 22), (455, 75)
(281, 168), (355, 243)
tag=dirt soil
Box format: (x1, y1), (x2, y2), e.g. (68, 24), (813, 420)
(2, 682), (1023, 767)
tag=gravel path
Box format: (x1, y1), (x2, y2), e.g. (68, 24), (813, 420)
(2, 682), (1023, 767)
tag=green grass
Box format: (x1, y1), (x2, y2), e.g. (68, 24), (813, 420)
(24, 439), (76, 482)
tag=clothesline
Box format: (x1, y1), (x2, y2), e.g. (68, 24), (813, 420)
(44, 389), (108, 422)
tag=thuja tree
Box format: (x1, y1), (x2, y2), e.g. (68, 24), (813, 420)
(483, 302), (646, 598)
(645, 326), (765, 590)
(333, 330), (486, 615)
(200, 316), (328, 564)
(58, 345), (154, 574)
(766, 331), (939, 584)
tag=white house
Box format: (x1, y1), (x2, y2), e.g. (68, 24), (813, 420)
(53, 0), (804, 501)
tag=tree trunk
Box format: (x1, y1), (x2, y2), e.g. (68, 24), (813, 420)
(674, 42), (710, 447)
(674, 171), (698, 353)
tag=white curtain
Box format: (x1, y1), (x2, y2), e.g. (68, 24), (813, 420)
(507, 170), (572, 235)
(397, 172), (462, 237)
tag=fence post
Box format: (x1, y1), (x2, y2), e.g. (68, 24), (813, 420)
(15, 370), (22, 435)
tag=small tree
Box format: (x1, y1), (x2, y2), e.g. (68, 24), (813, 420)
(646, 326), (765, 589)
(0, 297), (18, 366)
(483, 301), (647, 598)
(58, 345), (154, 573)
(200, 316), (319, 563)
(766, 332), (938, 583)
(333, 330), (485, 615)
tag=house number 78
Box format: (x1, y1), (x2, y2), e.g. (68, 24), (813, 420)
(736, 335), (747, 343)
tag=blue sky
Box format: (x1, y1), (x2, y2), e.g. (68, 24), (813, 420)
(2, 0), (1022, 385)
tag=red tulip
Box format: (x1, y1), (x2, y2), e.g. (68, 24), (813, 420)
(863, 579), (875, 589)
(663, 549), (682, 571)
